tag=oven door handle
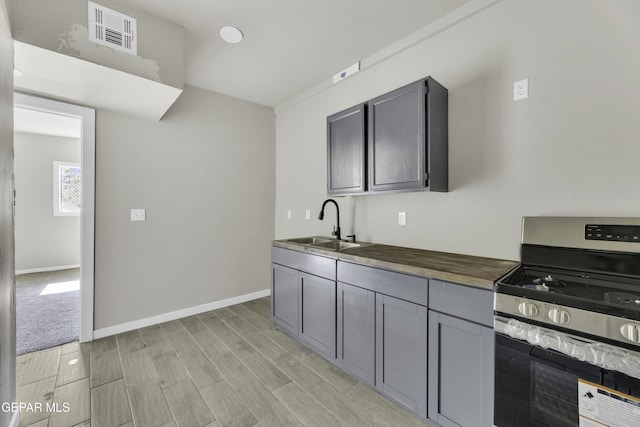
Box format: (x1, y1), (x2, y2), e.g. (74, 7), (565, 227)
(495, 315), (640, 379)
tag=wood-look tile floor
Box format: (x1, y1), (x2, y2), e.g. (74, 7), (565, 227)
(16, 297), (430, 427)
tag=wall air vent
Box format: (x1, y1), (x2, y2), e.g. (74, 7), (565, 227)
(88, 1), (137, 55)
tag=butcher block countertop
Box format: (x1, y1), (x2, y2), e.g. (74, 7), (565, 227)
(273, 239), (519, 290)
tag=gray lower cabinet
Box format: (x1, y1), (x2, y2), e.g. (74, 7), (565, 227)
(337, 282), (375, 385)
(299, 272), (336, 359)
(271, 247), (337, 358)
(271, 263), (299, 336)
(428, 280), (494, 427)
(376, 294), (428, 419)
(272, 248), (495, 426)
(428, 312), (494, 427)
(337, 261), (429, 419)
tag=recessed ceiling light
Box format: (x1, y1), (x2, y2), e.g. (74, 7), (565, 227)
(220, 26), (243, 44)
(13, 68), (22, 77)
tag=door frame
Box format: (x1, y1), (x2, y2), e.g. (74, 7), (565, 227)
(14, 92), (95, 342)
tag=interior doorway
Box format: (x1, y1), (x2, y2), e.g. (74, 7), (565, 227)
(14, 93), (95, 352)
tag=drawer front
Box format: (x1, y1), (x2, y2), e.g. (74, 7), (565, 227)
(429, 279), (493, 327)
(337, 261), (428, 306)
(271, 246), (336, 280)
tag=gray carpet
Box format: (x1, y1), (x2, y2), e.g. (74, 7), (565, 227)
(16, 268), (80, 355)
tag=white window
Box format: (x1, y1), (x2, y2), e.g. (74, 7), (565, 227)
(53, 161), (81, 216)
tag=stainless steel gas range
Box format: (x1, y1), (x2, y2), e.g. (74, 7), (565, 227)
(494, 217), (640, 427)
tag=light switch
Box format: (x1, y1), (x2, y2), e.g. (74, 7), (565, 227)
(287, 210), (292, 220)
(131, 209), (146, 221)
(305, 210), (311, 220)
(398, 212), (407, 226)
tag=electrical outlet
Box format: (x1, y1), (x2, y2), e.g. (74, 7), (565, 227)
(287, 210), (292, 220)
(305, 210), (310, 220)
(513, 79), (529, 101)
(398, 212), (407, 226)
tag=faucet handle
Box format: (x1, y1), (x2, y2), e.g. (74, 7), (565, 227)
(346, 234), (356, 243)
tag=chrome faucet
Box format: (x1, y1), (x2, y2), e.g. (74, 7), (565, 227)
(318, 199), (341, 240)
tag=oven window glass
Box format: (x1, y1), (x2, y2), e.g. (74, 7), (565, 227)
(530, 361), (588, 426)
(496, 334), (601, 427)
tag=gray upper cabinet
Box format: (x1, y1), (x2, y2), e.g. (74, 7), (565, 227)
(368, 77), (448, 193)
(327, 103), (367, 195)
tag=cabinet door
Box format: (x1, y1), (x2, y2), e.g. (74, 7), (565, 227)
(428, 311), (494, 427)
(271, 263), (299, 336)
(299, 272), (336, 359)
(376, 294), (428, 418)
(368, 80), (426, 192)
(337, 282), (375, 385)
(327, 104), (366, 195)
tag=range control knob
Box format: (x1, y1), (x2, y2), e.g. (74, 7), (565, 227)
(548, 308), (570, 325)
(620, 323), (640, 343)
(518, 302), (539, 317)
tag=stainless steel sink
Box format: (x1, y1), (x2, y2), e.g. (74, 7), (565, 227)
(285, 236), (333, 245)
(309, 241), (364, 251)
(283, 236), (373, 251)
(309, 240), (374, 251)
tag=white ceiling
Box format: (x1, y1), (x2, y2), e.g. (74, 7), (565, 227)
(14, 106), (81, 138)
(114, 0), (473, 107)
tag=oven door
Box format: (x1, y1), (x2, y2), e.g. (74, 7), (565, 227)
(494, 316), (640, 427)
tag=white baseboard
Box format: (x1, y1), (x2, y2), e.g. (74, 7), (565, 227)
(93, 288), (271, 339)
(16, 264), (80, 275)
(8, 411), (20, 427)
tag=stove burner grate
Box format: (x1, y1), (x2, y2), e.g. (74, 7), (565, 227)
(522, 283), (567, 295)
(604, 292), (640, 307)
(532, 275), (568, 288)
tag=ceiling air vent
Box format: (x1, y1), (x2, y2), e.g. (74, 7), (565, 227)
(88, 1), (137, 55)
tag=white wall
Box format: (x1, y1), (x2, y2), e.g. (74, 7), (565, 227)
(14, 132), (81, 272)
(274, 0), (640, 261)
(94, 84), (275, 330)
